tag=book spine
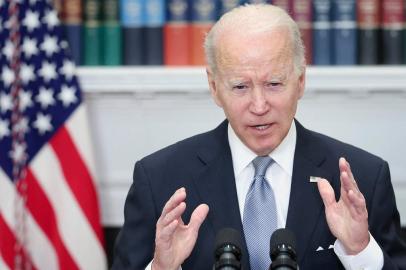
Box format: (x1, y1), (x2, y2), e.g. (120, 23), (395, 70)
(357, 0), (380, 65)
(83, 0), (103, 65)
(120, 0), (144, 65)
(164, 0), (190, 65)
(190, 0), (217, 65)
(144, 0), (165, 65)
(272, 0), (290, 13)
(382, 0), (404, 64)
(217, 0), (243, 17)
(102, 0), (122, 65)
(246, 0), (271, 3)
(313, 0), (332, 65)
(404, 0), (406, 64)
(62, 0), (82, 65)
(291, 0), (313, 65)
(332, 0), (357, 65)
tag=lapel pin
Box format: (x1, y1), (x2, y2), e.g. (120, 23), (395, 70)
(309, 176), (321, 183)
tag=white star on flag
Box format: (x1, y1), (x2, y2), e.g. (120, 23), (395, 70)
(43, 10), (59, 28)
(9, 143), (27, 163)
(2, 40), (13, 60)
(33, 112), (53, 134)
(0, 92), (13, 113)
(58, 85), (78, 107)
(22, 37), (39, 58)
(22, 10), (40, 31)
(0, 118), (10, 139)
(19, 90), (34, 111)
(39, 61), (57, 82)
(41, 35), (59, 56)
(36, 87), (55, 108)
(1, 66), (15, 87)
(14, 116), (30, 134)
(61, 59), (75, 80)
(20, 63), (36, 84)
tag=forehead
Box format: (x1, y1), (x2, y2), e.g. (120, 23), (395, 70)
(215, 28), (294, 77)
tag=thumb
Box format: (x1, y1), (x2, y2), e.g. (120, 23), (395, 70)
(189, 204), (209, 233)
(317, 178), (336, 208)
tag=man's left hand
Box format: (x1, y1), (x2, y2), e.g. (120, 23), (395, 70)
(317, 157), (370, 255)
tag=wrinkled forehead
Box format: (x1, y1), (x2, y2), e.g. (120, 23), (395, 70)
(215, 27), (295, 77)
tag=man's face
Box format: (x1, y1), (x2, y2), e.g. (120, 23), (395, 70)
(208, 28), (305, 156)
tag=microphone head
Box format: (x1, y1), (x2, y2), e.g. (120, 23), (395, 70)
(214, 228), (242, 258)
(270, 228), (297, 260)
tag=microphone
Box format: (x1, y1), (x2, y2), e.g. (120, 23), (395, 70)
(269, 228), (298, 270)
(213, 228), (243, 270)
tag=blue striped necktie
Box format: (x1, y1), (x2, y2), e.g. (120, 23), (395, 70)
(243, 156), (277, 270)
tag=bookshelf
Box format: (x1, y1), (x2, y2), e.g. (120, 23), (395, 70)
(76, 66), (406, 226)
(78, 66), (406, 93)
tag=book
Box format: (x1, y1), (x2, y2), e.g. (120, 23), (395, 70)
(217, 0), (243, 17)
(272, 0), (290, 13)
(164, 0), (190, 65)
(83, 0), (103, 65)
(61, 0), (82, 65)
(313, 0), (333, 65)
(144, 0), (165, 65)
(120, 0), (144, 65)
(102, 0), (122, 65)
(382, 0), (404, 64)
(332, 0), (357, 65)
(190, 0), (216, 65)
(291, 0), (313, 65)
(357, 0), (380, 65)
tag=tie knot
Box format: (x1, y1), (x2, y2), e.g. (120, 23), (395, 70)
(252, 156), (273, 177)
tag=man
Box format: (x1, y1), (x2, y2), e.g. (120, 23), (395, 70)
(112, 4), (406, 270)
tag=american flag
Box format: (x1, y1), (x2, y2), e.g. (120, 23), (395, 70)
(0, 0), (107, 269)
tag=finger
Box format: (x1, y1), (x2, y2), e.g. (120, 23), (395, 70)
(341, 171), (359, 196)
(317, 178), (336, 208)
(347, 189), (368, 217)
(188, 204), (209, 233)
(157, 219), (179, 243)
(339, 158), (359, 191)
(161, 202), (186, 227)
(161, 187), (187, 219)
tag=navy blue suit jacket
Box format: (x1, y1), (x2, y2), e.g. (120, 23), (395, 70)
(112, 120), (406, 270)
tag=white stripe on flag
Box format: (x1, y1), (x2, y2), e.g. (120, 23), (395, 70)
(0, 252), (10, 270)
(65, 104), (98, 181)
(0, 169), (59, 270)
(30, 145), (107, 270)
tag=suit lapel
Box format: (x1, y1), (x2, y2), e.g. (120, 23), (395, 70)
(192, 121), (251, 269)
(286, 121), (334, 265)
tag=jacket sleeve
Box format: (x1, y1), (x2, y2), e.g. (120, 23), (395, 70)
(368, 161), (406, 270)
(111, 160), (158, 270)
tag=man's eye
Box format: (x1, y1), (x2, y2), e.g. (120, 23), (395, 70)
(232, 85), (248, 90)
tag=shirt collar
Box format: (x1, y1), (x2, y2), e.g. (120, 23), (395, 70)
(228, 121), (297, 177)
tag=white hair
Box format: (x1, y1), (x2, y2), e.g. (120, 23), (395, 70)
(204, 4), (305, 76)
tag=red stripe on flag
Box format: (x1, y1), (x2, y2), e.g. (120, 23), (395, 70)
(21, 170), (80, 270)
(50, 126), (105, 246)
(0, 213), (15, 269)
(0, 213), (38, 270)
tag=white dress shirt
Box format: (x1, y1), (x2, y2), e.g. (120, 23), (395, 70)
(147, 121), (384, 270)
(228, 121), (383, 270)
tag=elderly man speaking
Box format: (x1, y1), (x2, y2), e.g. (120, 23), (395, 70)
(112, 4), (406, 270)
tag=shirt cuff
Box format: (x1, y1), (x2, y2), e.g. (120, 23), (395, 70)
(146, 260), (182, 270)
(334, 233), (384, 270)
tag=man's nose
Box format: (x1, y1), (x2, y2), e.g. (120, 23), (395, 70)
(249, 88), (269, 115)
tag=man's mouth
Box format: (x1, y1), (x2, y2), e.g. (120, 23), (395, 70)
(253, 124), (271, 130)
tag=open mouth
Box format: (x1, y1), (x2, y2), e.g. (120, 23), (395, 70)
(252, 124), (271, 130)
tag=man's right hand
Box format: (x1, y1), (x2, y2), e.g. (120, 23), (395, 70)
(152, 187), (209, 270)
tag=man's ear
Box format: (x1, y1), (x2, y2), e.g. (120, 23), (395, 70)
(206, 68), (222, 107)
(297, 66), (306, 99)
